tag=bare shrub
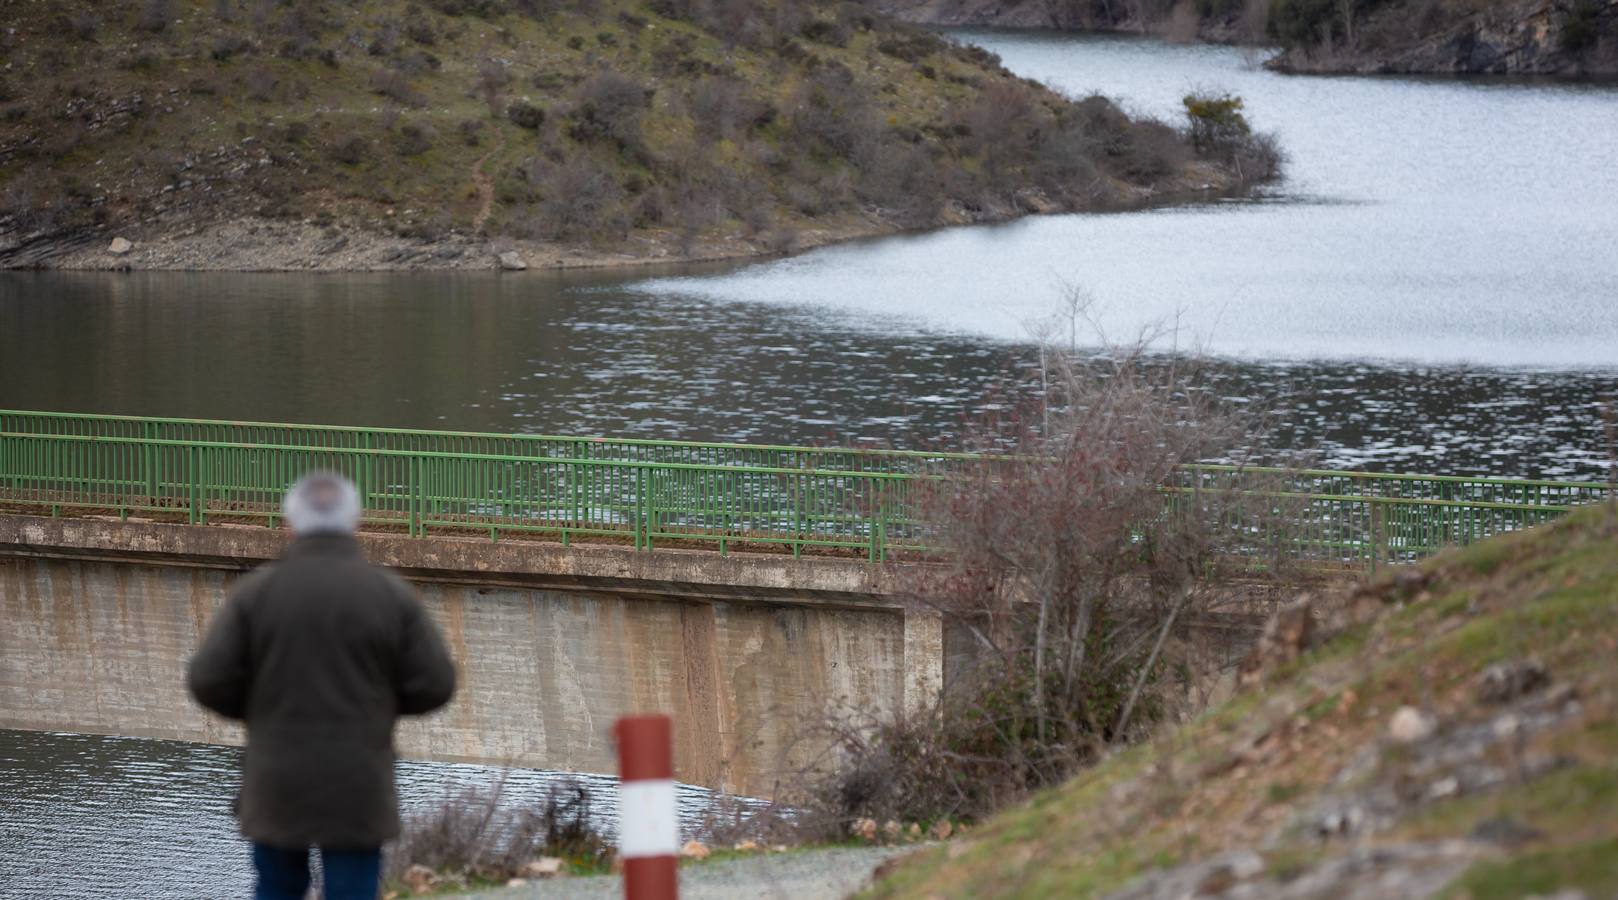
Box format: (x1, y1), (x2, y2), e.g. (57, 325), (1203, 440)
(793, 295), (1305, 826)
(1120, 119), (1191, 180)
(532, 154), (629, 241)
(476, 58), (511, 117)
(960, 82), (1041, 183)
(212, 34), (254, 61)
(329, 135), (371, 166)
(568, 71), (653, 152)
(135, 0), (174, 34)
(371, 69), (427, 108)
(67, 13), (100, 42)
(788, 68), (878, 162)
(243, 66), (278, 102)
(687, 77), (762, 143)
(385, 777), (610, 888)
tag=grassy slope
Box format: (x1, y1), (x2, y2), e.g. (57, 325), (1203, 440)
(867, 502), (1618, 898)
(0, 0), (1235, 266)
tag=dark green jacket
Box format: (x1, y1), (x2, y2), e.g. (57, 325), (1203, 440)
(187, 534), (457, 848)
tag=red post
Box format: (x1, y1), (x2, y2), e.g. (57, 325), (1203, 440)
(614, 715), (678, 900)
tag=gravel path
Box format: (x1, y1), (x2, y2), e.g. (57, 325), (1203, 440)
(462, 846), (909, 900)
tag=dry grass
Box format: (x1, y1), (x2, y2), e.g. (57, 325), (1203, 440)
(862, 503), (1618, 898)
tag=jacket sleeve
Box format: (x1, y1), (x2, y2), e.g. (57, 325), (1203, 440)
(395, 585), (457, 716)
(187, 575), (261, 720)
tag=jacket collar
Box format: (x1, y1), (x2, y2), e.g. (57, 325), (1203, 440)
(286, 533), (362, 559)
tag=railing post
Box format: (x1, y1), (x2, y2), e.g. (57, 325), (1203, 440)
(1369, 500), (1384, 574)
(640, 465), (655, 551)
(188, 445), (201, 525)
(869, 480), (886, 562)
(409, 455), (422, 537)
(144, 421), (158, 502)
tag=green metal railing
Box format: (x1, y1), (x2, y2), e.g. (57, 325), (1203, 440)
(0, 410), (1608, 569)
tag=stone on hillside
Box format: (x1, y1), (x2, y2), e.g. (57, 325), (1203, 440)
(401, 864), (436, 894)
(498, 250), (527, 270)
(108, 237), (133, 255)
(1476, 658), (1550, 705)
(1239, 595), (1315, 686)
(517, 857), (563, 878)
(1388, 706), (1437, 743)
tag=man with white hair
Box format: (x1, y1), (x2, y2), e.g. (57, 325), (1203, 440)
(188, 471), (457, 900)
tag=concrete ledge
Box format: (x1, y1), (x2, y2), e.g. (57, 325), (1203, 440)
(0, 513), (912, 610)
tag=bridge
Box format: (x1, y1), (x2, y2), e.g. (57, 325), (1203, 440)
(0, 411), (1607, 794)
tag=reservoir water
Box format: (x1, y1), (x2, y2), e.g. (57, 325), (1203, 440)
(2, 31), (1617, 899)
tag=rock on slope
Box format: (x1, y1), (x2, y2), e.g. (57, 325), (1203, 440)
(867, 501), (1618, 899)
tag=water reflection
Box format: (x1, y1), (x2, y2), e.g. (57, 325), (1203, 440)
(1, 271), (1613, 478)
(642, 32), (1618, 367)
(0, 729), (722, 899)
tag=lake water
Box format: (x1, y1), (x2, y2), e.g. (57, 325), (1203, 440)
(3, 30), (1617, 899)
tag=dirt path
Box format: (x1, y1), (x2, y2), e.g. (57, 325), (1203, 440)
(470, 127), (509, 235)
(461, 846), (908, 900)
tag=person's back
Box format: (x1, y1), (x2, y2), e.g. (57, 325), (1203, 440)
(188, 472), (456, 899)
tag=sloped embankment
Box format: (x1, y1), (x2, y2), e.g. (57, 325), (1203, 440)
(868, 502), (1618, 898)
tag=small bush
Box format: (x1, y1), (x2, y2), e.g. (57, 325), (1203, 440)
(1560, 0), (1605, 53)
(406, 15), (438, 46)
(67, 13), (100, 41)
(1183, 92), (1250, 155)
(244, 66), (278, 102)
(457, 118), (485, 146)
(371, 69), (427, 108)
(211, 34), (254, 61)
(568, 71), (652, 151)
(385, 778), (611, 888)
(134, 0), (174, 34)
(507, 100), (546, 129)
(396, 121), (436, 156)
(329, 135), (371, 165)
(1267, 0), (1342, 45)
(1183, 92), (1282, 180)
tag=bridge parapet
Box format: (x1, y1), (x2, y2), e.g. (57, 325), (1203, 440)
(1, 410), (1607, 572)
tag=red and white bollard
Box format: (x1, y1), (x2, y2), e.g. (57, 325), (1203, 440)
(614, 714), (679, 900)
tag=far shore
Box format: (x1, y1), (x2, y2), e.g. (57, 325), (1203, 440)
(1, 165), (1242, 275)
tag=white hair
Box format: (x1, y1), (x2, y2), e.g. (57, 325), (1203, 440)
(282, 471), (361, 536)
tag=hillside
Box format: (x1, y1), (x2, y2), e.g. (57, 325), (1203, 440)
(880, 0), (1618, 78)
(0, 0), (1258, 272)
(867, 501), (1618, 898)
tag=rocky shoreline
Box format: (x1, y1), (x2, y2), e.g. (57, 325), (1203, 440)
(0, 165), (1239, 274)
(1268, 0), (1618, 78)
(879, 0), (1618, 78)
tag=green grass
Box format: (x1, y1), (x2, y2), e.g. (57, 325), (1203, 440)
(1440, 837), (1618, 899)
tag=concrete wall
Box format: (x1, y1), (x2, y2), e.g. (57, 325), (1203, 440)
(0, 515), (943, 797)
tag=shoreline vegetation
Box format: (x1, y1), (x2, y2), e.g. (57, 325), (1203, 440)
(0, 0), (1273, 274)
(880, 0), (1618, 79)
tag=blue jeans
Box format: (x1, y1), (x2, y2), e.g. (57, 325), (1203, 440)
(252, 843), (381, 900)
